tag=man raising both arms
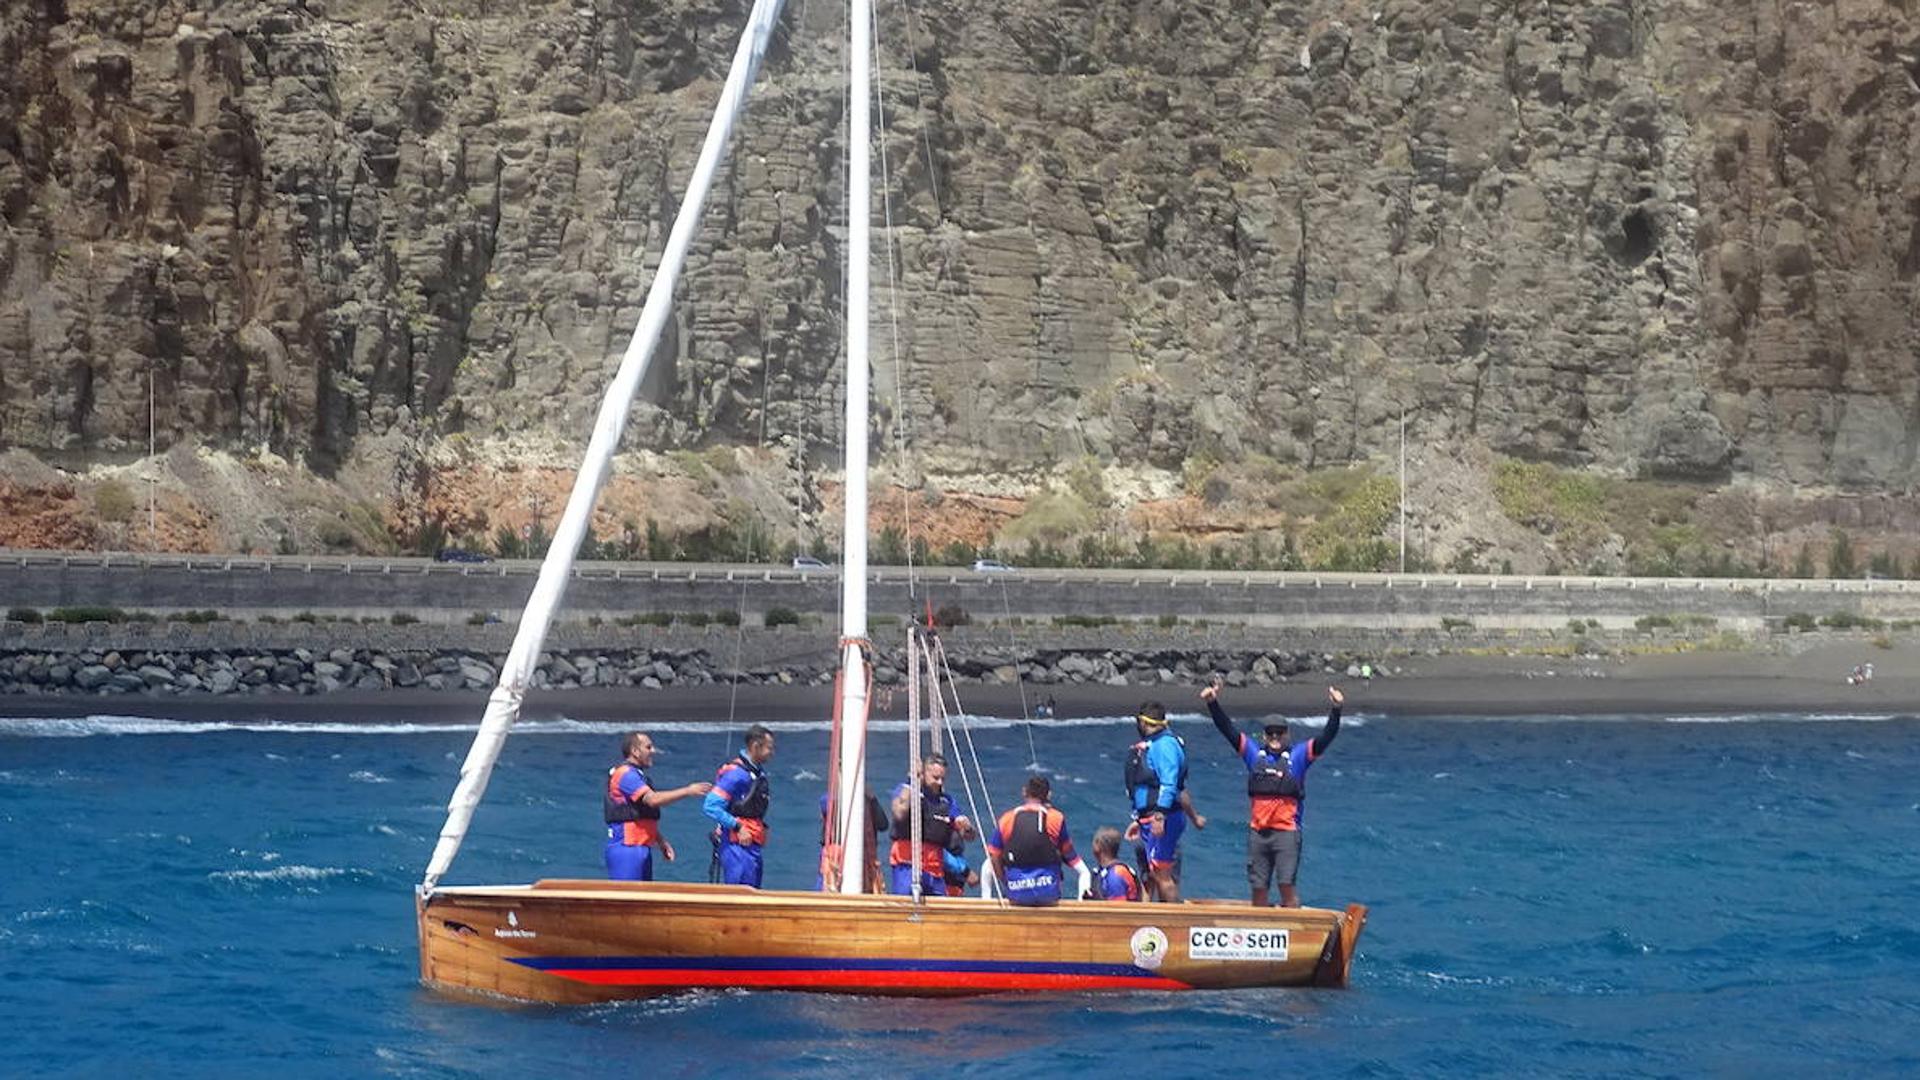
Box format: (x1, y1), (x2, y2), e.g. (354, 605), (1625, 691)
(1203, 680), (1343, 907)
(605, 732), (712, 881)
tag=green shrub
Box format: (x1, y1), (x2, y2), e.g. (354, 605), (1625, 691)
(764, 607), (801, 628)
(166, 609), (221, 624)
(1567, 618), (1587, 635)
(1439, 617), (1475, 631)
(1157, 613), (1181, 628)
(467, 612), (489, 626)
(1781, 612), (1817, 631)
(390, 612), (419, 625)
(1819, 612), (1884, 630)
(7, 608), (42, 623)
(933, 604), (971, 629)
(48, 606), (128, 623)
(1053, 613), (1117, 628)
(293, 611), (319, 624)
(679, 612), (710, 627)
(714, 610), (742, 627)
(126, 611), (157, 623)
(1635, 614), (1676, 631)
(869, 614), (900, 628)
(94, 479), (137, 523)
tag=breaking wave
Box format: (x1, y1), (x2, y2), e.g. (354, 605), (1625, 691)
(0, 711), (1367, 739)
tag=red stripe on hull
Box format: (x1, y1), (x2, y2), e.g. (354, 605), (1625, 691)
(546, 968), (1193, 992)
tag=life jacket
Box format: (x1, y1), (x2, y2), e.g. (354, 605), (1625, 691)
(1097, 862), (1141, 902)
(998, 805), (1063, 868)
(1247, 747), (1304, 799)
(604, 762), (660, 823)
(719, 754), (771, 820)
(1124, 733), (1188, 811)
(890, 787), (956, 848)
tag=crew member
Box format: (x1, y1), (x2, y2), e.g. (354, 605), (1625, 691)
(1086, 826), (1141, 902)
(985, 775), (1091, 906)
(888, 753), (975, 896)
(703, 724), (775, 888)
(1124, 701), (1189, 902)
(1204, 680), (1343, 907)
(817, 788), (888, 892)
(604, 732), (712, 881)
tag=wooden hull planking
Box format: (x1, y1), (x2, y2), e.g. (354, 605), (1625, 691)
(417, 880), (1366, 1003)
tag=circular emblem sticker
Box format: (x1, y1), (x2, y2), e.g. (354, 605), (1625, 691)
(1129, 926), (1168, 970)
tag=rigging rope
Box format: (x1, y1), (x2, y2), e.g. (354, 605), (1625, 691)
(926, 631), (1005, 901)
(872, 0), (919, 599)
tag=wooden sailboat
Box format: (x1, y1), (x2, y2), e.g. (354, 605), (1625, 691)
(415, 0), (1366, 1002)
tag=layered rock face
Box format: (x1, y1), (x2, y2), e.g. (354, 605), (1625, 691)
(1, 0), (1916, 490)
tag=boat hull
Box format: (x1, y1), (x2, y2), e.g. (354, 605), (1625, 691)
(417, 880), (1366, 1003)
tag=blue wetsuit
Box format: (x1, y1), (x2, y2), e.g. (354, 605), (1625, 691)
(703, 751), (770, 888)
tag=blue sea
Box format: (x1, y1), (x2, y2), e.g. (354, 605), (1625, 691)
(3, 707), (1918, 1077)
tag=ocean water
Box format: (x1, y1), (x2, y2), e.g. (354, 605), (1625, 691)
(3, 708), (1918, 1078)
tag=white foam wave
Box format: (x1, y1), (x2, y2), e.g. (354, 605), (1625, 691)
(209, 865), (361, 885)
(1661, 712), (1906, 724)
(347, 770), (392, 784)
(0, 712), (1222, 738)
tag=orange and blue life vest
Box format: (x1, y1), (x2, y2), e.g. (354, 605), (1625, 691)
(889, 783), (960, 874)
(708, 753), (771, 845)
(605, 762), (661, 847)
(1095, 861), (1141, 902)
(987, 802), (1077, 905)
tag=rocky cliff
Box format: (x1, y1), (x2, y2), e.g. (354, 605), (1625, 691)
(2, 0), (1918, 557)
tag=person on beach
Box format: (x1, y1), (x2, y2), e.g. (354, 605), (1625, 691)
(604, 732), (712, 881)
(703, 725), (775, 888)
(888, 753), (976, 896)
(1202, 680), (1343, 907)
(984, 775), (1091, 906)
(1124, 701), (1190, 902)
(1086, 826), (1142, 902)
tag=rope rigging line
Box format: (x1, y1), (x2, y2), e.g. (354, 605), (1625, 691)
(996, 577), (1039, 769)
(871, 0), (920, 599)
(924, 629), (1005, 901)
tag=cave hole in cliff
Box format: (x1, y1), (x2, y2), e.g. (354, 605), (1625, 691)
(1615, 208), (1656, 266)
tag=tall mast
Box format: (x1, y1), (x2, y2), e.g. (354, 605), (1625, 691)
(421, 0), (790, 894)
(833, 0), (874, 894)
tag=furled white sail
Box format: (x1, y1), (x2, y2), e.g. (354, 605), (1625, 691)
(421, 0), (790, 893)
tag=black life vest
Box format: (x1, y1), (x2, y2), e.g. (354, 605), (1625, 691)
(721, 755), (771, 819)
(1123, 734), (1188, 809)
(890, 787), (955, 848)
(1247, 747), (1304, 799)
(604, 762), (661, 824)
(1002, 806), (1061, 868)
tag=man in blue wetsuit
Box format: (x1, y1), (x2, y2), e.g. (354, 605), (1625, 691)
(703, 725), (775, 887)
(604, 732), (712, 880)
(1124, 701), (1189, 902)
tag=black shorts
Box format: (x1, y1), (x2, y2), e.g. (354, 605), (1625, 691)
(1247, 828), (1302, 888)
